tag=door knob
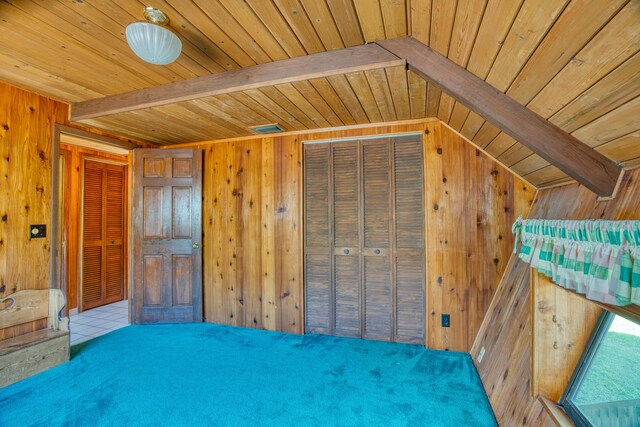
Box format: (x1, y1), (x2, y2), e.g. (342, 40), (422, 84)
(343, 249), (349, 255)
(192, 242), (200, 249)
(374, 249), (380, 255)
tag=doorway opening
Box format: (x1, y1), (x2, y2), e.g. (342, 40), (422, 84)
(51, 125), (136, 344)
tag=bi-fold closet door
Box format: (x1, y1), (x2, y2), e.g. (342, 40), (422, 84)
(304, 134), (425, 344)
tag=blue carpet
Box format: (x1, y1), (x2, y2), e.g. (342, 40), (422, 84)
(1, 324), (496, 426)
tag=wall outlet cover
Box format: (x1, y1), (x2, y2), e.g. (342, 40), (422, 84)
(442, 314), (450, 327)
(477, 347), (486, 363)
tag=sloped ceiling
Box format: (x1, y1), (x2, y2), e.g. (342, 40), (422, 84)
(1, 0), (639, 188)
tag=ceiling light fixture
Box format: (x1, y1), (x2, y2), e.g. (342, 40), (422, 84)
(125, 7), (182, 66)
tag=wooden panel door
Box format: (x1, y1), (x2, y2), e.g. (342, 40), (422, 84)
(132, 149), (203, 324)
(304, 135), (425, 344)
(82, 160), (126, 310)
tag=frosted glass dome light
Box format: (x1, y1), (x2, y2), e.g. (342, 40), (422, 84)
(125, 7), (182, 66)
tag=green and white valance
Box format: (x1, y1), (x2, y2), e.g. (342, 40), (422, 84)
(512, 217), (640, 306)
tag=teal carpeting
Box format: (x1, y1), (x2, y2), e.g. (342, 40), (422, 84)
(1, 324), (496, 426)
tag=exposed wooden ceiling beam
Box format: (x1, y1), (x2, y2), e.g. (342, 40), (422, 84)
(377, 37), (622, 197)
(70, 44), (404, 122)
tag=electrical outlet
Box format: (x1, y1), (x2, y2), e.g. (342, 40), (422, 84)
(30, 224), (46, 239)
(441, 314), (450, 327)
(477, 346), (486, 363)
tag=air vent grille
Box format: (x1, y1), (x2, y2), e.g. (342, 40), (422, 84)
(251, 123), (284, 134)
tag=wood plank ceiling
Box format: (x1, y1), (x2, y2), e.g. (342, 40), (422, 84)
(1, 0), (639, 188)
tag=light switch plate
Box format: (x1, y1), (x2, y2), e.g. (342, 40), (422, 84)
(30, 224), (46, 238)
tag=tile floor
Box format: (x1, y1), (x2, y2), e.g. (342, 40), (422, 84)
(69, 300), (130, 346)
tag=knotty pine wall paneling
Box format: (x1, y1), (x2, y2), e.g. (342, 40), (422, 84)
(531, 271), (602, 402)
(0, 83), (67, 339)
(425, 122), (535, 351)
(0, 82), (145, 340)
(471, 167), (640, 426)
(202, 136), (302, 333)
(194, 119), (536, 349)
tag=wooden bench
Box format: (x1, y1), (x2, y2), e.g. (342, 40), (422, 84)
(0, 289), (70, 388)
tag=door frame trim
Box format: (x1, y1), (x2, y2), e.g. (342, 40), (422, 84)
(50, 124), (135, 307)
(301, 131), (423, 145)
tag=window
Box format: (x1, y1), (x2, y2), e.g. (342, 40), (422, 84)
(561, 312), (640, 426)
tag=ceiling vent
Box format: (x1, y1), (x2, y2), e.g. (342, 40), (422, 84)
(250, 124), (284, 134)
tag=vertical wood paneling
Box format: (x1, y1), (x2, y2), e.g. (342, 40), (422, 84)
(424, 122), (534, 351)
(472, 167), (640, 426)
(531, 271), (602, 402)
(225, 142), (238, 325)
(200, 134), (302, 334)
(234, 140), (262, 328)
(275, 135), (303, 333)
(0, 83), (140, 339)
(260, 138), (277, 330)
(203, 143), (227, 324)
(0, 84), (66, 299)
(0, 83), (66, 339)
(197, 119), (534, 350)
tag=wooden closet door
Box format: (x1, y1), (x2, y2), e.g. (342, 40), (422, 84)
(303, 135), (425, 344)
(82, 160), (126, 310)
(303, 144), (332, 335)
(393, 135), (425, 344)
(332, 142), (361, 338)
(362, 139), (393, 341)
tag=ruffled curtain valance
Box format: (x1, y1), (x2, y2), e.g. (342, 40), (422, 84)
(512, 217), (640, 306)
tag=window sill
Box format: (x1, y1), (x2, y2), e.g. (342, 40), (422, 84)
(539, 396), (575, 427)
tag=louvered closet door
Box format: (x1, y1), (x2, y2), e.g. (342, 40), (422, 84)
(82, 160), (126, 310)
(332, 142), (361, 338)
(362, 139), (392, 341)
(303, 144), (331, 335)
(393, 135), (425, 344)
(304, 135), (425, 344)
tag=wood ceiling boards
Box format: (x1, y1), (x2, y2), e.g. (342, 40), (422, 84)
(1, 0), (639, 189)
